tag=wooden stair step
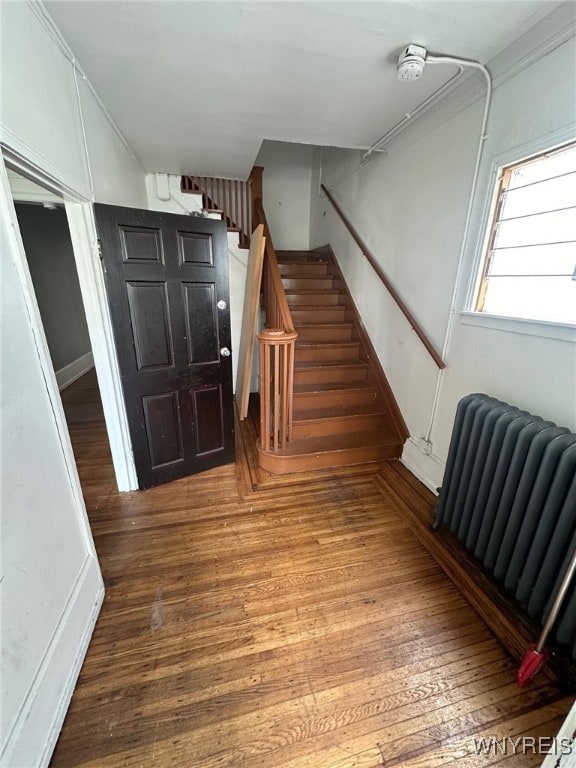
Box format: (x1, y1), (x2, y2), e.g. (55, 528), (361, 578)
(275, 251), (329, 264)
(282, 275), (335, 290)
(280, 263), (330, 277)
(294, 360), (368, 386)
(291, 306), (347, 323)
(295, 340), (361, 362)
(294, 402), (386, 419)
(293, 381), (379, 410)
(292, 406), (389, 438)
(257, 429), (401, 474)
(295, 323), (354, 341)
(286, 289), (342, 306)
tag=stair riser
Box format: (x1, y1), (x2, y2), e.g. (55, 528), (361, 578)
(294, 389), (377, 411)
(278, 263), (329, 276)
(294, 367), (368, 386)
(276, 250), (321, 260)
(282, 277), (335, 290)
(295, 326), (353, 341)
(295, 344), (360, 362)
(292, 414), (389, 439)
(287, 293), (341, 306)
(291, 308), (347, 323)
(258, 443), (401, 474)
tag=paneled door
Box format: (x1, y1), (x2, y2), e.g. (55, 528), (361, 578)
(95, 204), (235, 488)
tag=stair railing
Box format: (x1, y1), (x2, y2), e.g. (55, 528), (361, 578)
(253, 197), (297, 451)
(321, 184), (446, 369)
(181, 174), (253, 247)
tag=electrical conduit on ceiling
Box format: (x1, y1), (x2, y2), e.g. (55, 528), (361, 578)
(318, 45), (493, 453)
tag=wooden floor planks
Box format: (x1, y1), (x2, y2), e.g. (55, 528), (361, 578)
(50, 370), (572, 767)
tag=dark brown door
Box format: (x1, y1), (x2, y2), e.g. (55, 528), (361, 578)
(95, 204), (235, 488)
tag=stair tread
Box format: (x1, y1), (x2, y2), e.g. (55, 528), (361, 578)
(267, 430), (399, 457)
(285, 288), (341, 296)
(295, 322), (353, 328)
(276, 252), (328, 261)
(294, 360), (366, 370)
(281, 271), (334, 278)
(278, 258), (329, 264)
(294, 381), (375, 394)
(296, 340), (359, 348)
(293, 404), (387, 422)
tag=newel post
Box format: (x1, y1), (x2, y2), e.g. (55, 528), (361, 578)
(249, 166), (264, 216)
(258, 328), (297, 452)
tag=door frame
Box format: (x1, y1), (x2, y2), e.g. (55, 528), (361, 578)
(1, 145), (138, 491)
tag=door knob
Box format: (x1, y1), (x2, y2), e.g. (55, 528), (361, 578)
(220, 347), (231, 357)
(217, 299), (227, 310)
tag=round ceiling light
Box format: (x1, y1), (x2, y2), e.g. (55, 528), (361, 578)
(397, 44), (427, 82)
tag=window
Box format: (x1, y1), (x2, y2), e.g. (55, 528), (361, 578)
(475, 141), (576, 325)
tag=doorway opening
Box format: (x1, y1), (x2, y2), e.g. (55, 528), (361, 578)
(7, 167), (114, 495)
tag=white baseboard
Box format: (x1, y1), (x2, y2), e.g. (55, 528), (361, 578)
(1, 556), (104, 768)
(401, 438), (445, 496)
(55, 351), (94, 391)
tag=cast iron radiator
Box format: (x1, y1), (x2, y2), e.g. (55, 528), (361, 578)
(434, 394), (576, 659)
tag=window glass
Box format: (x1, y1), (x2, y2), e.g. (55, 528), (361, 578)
(476, 142), (576, 325)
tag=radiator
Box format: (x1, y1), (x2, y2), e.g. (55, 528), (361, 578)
(434, 394), (576, 659)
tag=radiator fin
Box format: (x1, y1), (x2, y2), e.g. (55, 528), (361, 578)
(435, 394), (576, 659)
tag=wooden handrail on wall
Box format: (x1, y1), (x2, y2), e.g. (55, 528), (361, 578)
(252, 195), (297, 450)
(321, 184), (446, 369)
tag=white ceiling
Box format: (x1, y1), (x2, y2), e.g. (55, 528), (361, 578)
(45, 0), (558, 179)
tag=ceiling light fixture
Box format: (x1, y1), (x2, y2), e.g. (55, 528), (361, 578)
(397, 44), (427, 81)
(326, 44), (492, 193)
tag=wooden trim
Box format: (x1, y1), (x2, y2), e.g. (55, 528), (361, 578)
(236, 225), (266, 419)
(321, 184), (446, 370)
(316, 245), (410, 443)
(249, 165), (264, 207)
(475, 167), (510, 312)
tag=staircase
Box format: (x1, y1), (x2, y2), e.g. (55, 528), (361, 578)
(257, 246), (407, 474)
(182, 172), (257, 249)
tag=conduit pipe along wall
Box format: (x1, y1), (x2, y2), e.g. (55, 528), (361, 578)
(321, 44), (493, 445)
(409, 49), (493, 443)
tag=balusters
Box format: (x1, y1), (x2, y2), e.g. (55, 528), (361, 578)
(258, 329), (297, 451)
(180, 175), (253, 244)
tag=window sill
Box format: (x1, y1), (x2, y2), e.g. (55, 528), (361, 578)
(458, 311), (576, 343)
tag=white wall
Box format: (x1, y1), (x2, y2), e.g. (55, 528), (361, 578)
(310, 7), (576, 492)
(0, 2), (148, 766)
(1, 166), (104, 768)
(0, 2), (146, 207)
(255, 140), (314, 250)
(77, 75), (147, 208)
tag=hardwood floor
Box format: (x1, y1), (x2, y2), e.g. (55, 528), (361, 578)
(51, 370), (572, 767)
